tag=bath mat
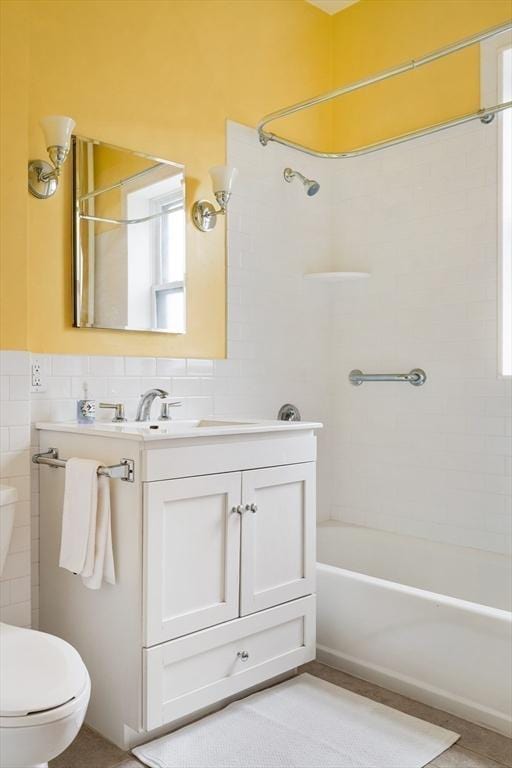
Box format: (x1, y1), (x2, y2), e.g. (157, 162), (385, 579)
(133, 673), (459, 768)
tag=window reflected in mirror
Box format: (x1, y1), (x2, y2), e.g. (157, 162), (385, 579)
(73, 136), (186, 334)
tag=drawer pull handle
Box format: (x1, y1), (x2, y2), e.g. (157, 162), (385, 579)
(237, 650), (249, 662)
(232, 505), (245, 515)
(245, 503), (258, 513)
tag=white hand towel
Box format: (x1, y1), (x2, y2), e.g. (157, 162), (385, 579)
(59, 457), (116, 590)
(59, 458), (98, 575)
(82, 475), (115, 590)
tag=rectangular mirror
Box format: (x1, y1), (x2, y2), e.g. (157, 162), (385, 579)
(73, 136), (186, 334)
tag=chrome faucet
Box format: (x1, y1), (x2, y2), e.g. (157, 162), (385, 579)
(135, 388), (169, 422)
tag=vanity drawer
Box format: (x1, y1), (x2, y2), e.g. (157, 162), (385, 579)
(143, 595), (315, 730)
(142, 434), (317, 481)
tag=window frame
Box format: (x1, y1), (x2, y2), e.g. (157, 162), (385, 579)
(122, 169), (187, 334)
(481, 31), (512, 378)
(149, 190), (186, 333)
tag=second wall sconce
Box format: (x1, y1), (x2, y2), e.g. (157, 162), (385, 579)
(192, 165), (238, 231)
(28, 115), (76, 199)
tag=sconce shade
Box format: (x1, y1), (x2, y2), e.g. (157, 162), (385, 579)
(39, 115), (75, 149)
(192, 164), (238, 231)
(28, 114), (76, 199)
(209, 165), (238, 194)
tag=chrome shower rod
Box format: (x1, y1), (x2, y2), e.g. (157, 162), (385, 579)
(257, 20), (512, 159)
(259, 102), (511, 159)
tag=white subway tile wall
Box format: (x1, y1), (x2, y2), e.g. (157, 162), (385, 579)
(0, 351), (32, 627)
(329, 119), (512, 555)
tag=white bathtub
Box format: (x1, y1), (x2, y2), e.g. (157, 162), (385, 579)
(317, 522), (512, 736)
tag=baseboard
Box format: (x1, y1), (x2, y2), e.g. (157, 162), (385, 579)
(316, 644), (512, 738)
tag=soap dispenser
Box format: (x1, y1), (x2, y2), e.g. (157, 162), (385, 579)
(76, 381), (96, 424)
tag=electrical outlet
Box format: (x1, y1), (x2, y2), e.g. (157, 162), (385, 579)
(31, 358), (47, 393)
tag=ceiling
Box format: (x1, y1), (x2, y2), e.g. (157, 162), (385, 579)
(305, 0), (359, 14)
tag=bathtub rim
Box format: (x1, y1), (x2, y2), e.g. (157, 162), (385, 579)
(317, 561), (512, 619)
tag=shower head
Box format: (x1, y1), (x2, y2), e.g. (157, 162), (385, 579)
(283, 167), (320, 197)
(304, 178), (320, 196)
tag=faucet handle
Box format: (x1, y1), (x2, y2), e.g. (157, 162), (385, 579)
(99, 402), (126, 422)
(159, 400), (183, 421)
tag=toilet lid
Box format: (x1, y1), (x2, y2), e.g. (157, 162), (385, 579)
(0, 623), (88, 716)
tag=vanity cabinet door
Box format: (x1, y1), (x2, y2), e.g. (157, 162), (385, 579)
(144, 472), (242, 646)
(240, 463), (316, 616)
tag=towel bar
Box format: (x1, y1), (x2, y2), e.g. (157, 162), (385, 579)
(32, 448), (135, 482)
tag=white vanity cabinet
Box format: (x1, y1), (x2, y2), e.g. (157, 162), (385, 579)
(37, 419), (320, 750)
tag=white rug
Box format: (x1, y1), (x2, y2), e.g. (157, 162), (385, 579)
(133, 674), (459, 768)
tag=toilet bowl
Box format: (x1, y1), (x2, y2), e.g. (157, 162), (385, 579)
(0, 484), (90, 768)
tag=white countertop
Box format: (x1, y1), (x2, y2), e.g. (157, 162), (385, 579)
(36, 418), (323, 442)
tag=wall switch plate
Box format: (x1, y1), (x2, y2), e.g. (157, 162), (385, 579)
(31, 358), (47, 393)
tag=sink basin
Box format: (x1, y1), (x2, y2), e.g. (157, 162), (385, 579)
(95, 419), (254, 432)
(197, 420), (253, 428)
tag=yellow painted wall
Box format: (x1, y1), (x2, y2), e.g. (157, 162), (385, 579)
(1, 0), (511, 356)
(0, 0), (29, 350)
(2, 0), (332, 356)
(332, 0), (512, 151)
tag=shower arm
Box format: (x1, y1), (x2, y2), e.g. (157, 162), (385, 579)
(256, 20), (512, 160)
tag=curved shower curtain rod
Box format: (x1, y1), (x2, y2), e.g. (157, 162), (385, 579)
(256, 20), (512, 159)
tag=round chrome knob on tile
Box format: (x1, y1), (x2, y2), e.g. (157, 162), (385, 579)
(237, 651), (249, 662)
(245, 504), (258, 513)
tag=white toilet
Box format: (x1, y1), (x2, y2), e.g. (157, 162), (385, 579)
(0, 484), (91, 768)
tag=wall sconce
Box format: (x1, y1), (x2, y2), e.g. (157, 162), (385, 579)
(28, 115), (76, 199)
(192, 165), (238, 231)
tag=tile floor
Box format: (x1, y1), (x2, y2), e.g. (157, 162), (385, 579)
(51, 661), (512, 768)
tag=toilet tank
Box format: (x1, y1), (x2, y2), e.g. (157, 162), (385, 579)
(0, 484), (17, 575)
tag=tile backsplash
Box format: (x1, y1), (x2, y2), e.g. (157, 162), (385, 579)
(0, 351), (31, 627)
(30, 355), (216, 424)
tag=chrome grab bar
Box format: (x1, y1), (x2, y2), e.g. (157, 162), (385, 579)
(349, 368), (427, 387)
(32, 448), (135, 482)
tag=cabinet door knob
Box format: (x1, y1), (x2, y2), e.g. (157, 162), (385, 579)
(237, 650), (249, 662)
(232, 505), (245, 515)
(245, 503), (258, 513)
